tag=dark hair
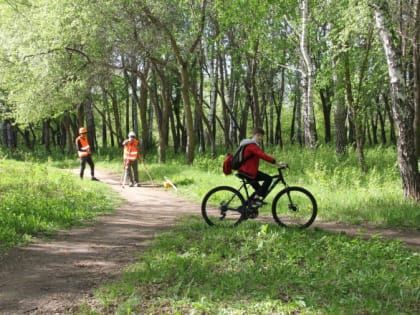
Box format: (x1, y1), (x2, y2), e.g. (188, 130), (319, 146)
(252, 127), (265, 135)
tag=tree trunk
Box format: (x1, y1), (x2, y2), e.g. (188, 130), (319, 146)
(62, 111), (73, 154)
(333, 59), (347, 155)
(1, 120), (17, 149)
(377, 102), (387, 144)
(413, 0), (420, 157)
(208, 44), (218, 157)
(291, 72), (303, 145)
(137, 66), (150, 153)
(343, 51), (367, 171)
(300, 0), (317, 148)
(42, 119), (51, 153)
(319, 87), (332, 143)
(130, 73), (139, 137)
(172, 90), (183, 154)
(110, 89), (124, 145)
(85, 94), (97, 153)
(151, 65), (171, 163)
(274, 68), (284, 147)
(383, 92), (397, 144)
(123, 69), (131, 138)
(179, 62), (195, 164)
(373, 3), (420, 199)
(248, 50), (261, 128)
(76, 102), (84, 133)
(333, 90), (348, 155)
(101, 92), (108, 148)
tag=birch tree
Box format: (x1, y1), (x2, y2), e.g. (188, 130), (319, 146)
(371, 0), (420, 199)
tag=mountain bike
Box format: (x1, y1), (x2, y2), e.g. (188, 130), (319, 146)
(201, 165), (317, 228)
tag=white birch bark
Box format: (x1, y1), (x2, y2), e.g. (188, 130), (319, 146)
(373, 3), (420, 199)
(300, 0), (316, 148)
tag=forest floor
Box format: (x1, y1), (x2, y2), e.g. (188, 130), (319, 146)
(0, 169), (419, 314)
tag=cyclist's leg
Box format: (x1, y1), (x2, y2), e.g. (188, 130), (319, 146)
(247, 179), (260, 199)
(254, 171), (272, 198)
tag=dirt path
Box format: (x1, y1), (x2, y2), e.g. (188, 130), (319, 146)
(0, 169), (419, 314)
(0, 169), (199, 314)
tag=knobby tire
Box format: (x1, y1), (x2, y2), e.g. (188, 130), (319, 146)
(272, 186), (317, 228)
(201, 186), (246, 227)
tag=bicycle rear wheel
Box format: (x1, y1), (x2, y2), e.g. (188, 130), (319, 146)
(201, 186), (246, 227)
(272, 186), (317, 228)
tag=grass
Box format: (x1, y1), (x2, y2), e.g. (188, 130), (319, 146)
(1, 145), (420, 314)
(0, 159), (121, 251)
(85, 217), (420, 314)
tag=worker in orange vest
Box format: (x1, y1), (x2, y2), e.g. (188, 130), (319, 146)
(122, 131), (142, 187)
(75, 127), (99, 181)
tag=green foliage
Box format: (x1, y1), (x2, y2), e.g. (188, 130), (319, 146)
(0, 159), (120, 251)
(90, 218), (420, 314)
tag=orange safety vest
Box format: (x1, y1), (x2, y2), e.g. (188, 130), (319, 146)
(76, 136), (91, 157)
(124, 139), (139, 161)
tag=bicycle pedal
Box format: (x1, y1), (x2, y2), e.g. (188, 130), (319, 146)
(248, 210), (259, 219)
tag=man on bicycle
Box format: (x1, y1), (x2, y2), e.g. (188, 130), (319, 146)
(238, 127), (286, 207)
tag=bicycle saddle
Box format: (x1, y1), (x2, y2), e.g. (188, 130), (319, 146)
(235, 172), (254, 181)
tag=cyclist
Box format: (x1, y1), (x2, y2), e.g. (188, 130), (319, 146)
(238, 127), (286, 207)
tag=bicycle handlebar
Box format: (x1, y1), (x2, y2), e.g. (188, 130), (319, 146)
(277, 163), (288, 170)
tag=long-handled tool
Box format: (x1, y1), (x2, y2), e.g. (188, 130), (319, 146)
(120, 159), (131, 189)
(142, 160), (154, 185)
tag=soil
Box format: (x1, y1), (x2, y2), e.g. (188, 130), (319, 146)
(0, 169), (419, 314)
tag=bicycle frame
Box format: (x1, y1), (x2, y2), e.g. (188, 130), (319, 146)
(235, 167), (288, 202)
(201, 166), (317, 228)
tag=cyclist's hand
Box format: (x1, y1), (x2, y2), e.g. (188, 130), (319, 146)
(277, 162), (288, 169)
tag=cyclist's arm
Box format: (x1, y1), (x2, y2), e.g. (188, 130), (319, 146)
(251, 146), (287, 168)
(250, 145), (276, 163)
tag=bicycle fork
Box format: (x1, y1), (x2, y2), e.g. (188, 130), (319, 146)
(285, 188), (298, 212)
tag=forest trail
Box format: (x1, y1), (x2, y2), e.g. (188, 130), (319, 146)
(0, 169), (419, 314)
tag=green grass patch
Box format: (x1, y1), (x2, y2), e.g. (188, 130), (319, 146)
(87, 217), (420, 314)
(0, 159), (121, 251)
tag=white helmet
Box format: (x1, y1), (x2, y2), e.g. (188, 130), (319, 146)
(128, 131), (136, 138)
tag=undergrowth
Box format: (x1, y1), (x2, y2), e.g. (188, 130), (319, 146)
(87, 218), (420, 314)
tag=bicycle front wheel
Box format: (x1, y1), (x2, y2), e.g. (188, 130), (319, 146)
(272, 186), (317, 228)
(201, 186), (246, 227)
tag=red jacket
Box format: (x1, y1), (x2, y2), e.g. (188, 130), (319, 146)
(238, 143), (275, 179)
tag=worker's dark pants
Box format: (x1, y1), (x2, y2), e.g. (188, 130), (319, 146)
(79, 156), (95, 179)
(125, 160), (139, 184)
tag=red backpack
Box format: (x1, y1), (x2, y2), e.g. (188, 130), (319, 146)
(223, 154), (234, 175)
(222, 144), (249, 175)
